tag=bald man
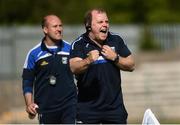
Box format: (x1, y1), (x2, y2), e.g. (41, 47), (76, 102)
(22, 15), (77, 124)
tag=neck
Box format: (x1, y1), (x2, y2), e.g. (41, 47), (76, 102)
(89, 37), (103, 48)
(44, 37), (59, 46)
(88, 33), (103, 48)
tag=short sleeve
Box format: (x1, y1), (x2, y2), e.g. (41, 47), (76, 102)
(116, 36), (131, 57)
(70, 39), (85, 59)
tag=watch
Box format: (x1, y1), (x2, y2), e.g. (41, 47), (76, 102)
(113, 54), (119, 64)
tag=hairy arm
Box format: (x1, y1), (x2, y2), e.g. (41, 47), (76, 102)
(70, 50), (99, 74)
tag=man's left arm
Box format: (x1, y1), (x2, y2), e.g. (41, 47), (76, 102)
(101, 45), (135, 72)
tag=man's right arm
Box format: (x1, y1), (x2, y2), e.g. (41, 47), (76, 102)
(22, 50), (38, 119)
(24, 92), (38, 119)
(70, 50), (99, 74)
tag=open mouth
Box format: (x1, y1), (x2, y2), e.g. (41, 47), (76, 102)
(59, 31), (62, 35)
(56, 31), (62, 36)
(100, 29), (108, 34)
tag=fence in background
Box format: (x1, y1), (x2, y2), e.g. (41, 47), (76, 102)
(151, 25), (180, 50)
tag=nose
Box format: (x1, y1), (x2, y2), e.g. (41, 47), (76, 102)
(103, 21), (108, 27)
(57, 26), (62, 30)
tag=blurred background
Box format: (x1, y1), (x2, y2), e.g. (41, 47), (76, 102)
(0, 0), (180, 124)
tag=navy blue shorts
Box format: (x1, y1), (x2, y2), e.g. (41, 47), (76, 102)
(76, 113), (127, 124)
(38, 105), (76, 124)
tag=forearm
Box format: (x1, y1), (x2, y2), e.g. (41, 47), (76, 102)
(115, 55), (135, 72)
(24, 92), (38, 119)
(70, 57), (92, 74)
(24, 92), (33, 106)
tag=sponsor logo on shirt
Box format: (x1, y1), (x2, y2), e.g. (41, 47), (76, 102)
(40, 61), (48, 66)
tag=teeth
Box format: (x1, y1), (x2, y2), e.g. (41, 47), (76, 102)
(100, 29), (107, 33)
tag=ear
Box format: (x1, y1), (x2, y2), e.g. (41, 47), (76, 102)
(85, 23), (91, 31)
(85, 23), (88, 28)
(43, 27), (48, 34)
(87, 26), (91, 31)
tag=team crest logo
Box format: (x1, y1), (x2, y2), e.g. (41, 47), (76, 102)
(62, 57), (68, 64)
